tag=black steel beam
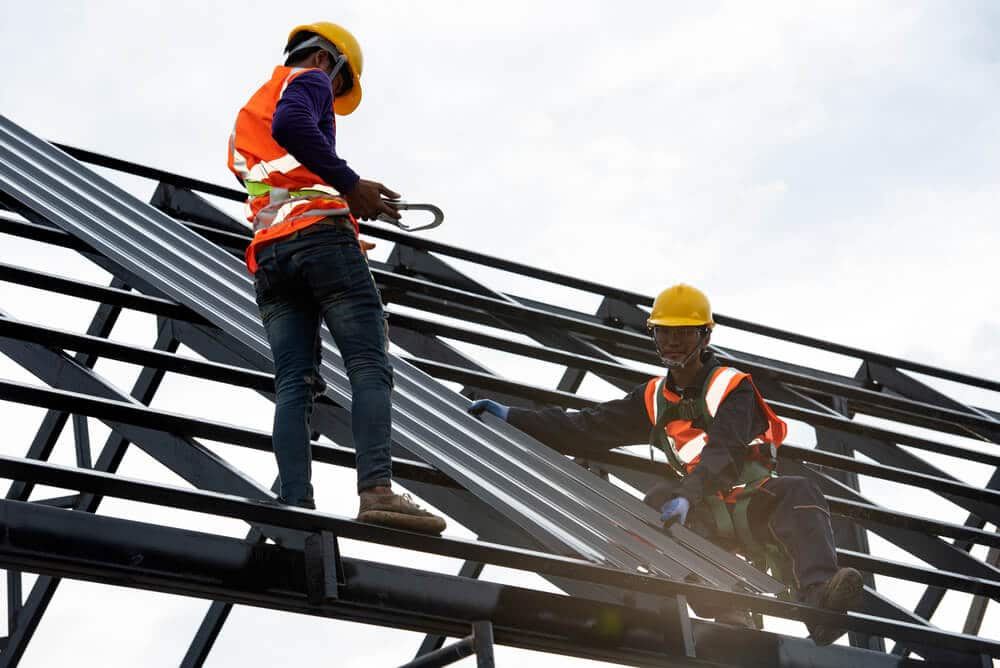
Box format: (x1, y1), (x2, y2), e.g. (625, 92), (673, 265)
(387, 310), (646, 384)
(859, 361), (1000, 440)
(181, 478), (283, 668)
(0, 319), (179, 668)
(1, 207), (994, 440)
(3, 281), (123, 500)
(0, 209), (91, 251)
(782, 443), (1000, 514)
(401, 354), (1000, 470)
(837, 549), (1000, 600)
(385, 247), (635, 394)
(149, 182), (249, 233)
(809, 393), (882, 652)
(827, 496), (1000, 549)
(415, 561), (486, 659)
(0, 261), (203, 324)
(0, 489), (995, 660)
(964, 547), (1000, 635)
(802, 430), (1000, 526)
(0, 376), (453, 490)
(0, 497), (924, 668)
(97, 163), (998, 394)
(0, 315), (274, 392)
(785, 461), (1000, 583)
(891, 467), (1000, 658)
(9, 294), (1000, 519)
(10, 154), (1000, 400)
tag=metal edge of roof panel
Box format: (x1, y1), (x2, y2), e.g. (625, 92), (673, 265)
(0, 114), (782, 594)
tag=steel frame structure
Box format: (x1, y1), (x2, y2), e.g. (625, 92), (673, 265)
(0, 117), (996, 666)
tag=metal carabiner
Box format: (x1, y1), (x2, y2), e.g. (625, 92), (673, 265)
(376, 201), (444, 232)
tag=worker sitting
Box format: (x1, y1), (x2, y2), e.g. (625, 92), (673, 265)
(469, 283), (863, 645)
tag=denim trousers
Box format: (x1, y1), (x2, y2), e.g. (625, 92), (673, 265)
(253, 221), (393, 503)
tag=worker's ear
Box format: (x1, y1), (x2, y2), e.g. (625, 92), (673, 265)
(701, 329), (712, 349)
(310, 49), (325, 71)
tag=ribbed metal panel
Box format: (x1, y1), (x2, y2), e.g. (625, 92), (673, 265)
(0, 114), (782, 593)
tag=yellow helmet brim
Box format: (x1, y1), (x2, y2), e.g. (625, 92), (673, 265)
(334, 85), (362, 116)
(647, 315), (715, 328)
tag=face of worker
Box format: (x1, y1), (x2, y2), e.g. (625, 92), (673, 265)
(652, 326), (711, 367)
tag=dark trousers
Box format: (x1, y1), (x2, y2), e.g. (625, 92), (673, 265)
(253, 221), (394, 503)
(644, 475), (839, 603)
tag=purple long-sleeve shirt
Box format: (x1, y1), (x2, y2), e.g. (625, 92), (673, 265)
(271, 69), (360, 194)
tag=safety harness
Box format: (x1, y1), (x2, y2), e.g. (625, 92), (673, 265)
(648, 370), (796, 601)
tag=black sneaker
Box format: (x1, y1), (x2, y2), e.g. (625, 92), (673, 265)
(278, 496), (316, 510)
(806, 567), (864, 645)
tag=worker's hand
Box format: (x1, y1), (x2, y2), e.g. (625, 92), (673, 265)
(468, 399), (509, 421)
(344, 179), (401, 221)
(660, 497), (690, 527)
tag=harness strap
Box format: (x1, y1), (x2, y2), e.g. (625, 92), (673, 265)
(705, 459), (796, 605)
(648, 374), (712, 470)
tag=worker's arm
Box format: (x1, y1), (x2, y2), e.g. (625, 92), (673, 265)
(675, 379), (768, 504)
(505, 384), (652, 454)
(271, 69), (360, 194)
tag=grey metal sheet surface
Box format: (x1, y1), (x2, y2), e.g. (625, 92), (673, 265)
(0, 114), (782, 593)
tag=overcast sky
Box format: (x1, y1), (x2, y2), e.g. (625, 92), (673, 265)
(1, 1), (998, 666)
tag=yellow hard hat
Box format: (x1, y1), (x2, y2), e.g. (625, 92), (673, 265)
(287, 22), (364, 115)
(647, 284), (715, 328)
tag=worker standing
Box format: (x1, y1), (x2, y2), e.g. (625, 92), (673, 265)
(469, 284), (862, 644)
(228, 21), (445, 534)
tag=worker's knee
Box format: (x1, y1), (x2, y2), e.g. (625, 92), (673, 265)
(775, 476), (829, 514)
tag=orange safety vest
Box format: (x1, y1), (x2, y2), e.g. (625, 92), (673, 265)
(228, 66), (357, 273)
(644, 366), (787, 502)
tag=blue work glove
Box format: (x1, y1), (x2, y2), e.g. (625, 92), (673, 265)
(468, 399), (509, 421)
(660, 497), (691, 527)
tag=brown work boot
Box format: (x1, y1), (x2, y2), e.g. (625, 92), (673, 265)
(357, 487), (447, 535)
(714, 609), (756, 629)
(805, 567), (864, 646)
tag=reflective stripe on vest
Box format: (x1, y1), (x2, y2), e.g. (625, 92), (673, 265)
(246, 153), (304, 183)
(246, 183), (348, 233)
(645, 366), (787, 479)
(228, 66), (348, 231)
(705, 367), (743, 416)
(229, 65), (358, 273)
(650, 376), (708, 467)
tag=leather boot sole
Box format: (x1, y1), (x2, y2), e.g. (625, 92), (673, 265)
(358, 509), (446, 535)
(811, 568), (864, 646)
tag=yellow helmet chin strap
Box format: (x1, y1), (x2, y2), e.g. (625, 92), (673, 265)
(653, 328), (709, 370)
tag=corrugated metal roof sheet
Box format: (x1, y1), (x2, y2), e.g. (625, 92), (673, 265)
(0, 113), (783, 594)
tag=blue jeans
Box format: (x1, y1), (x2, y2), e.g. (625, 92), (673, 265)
(253, 220), (393, 503)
